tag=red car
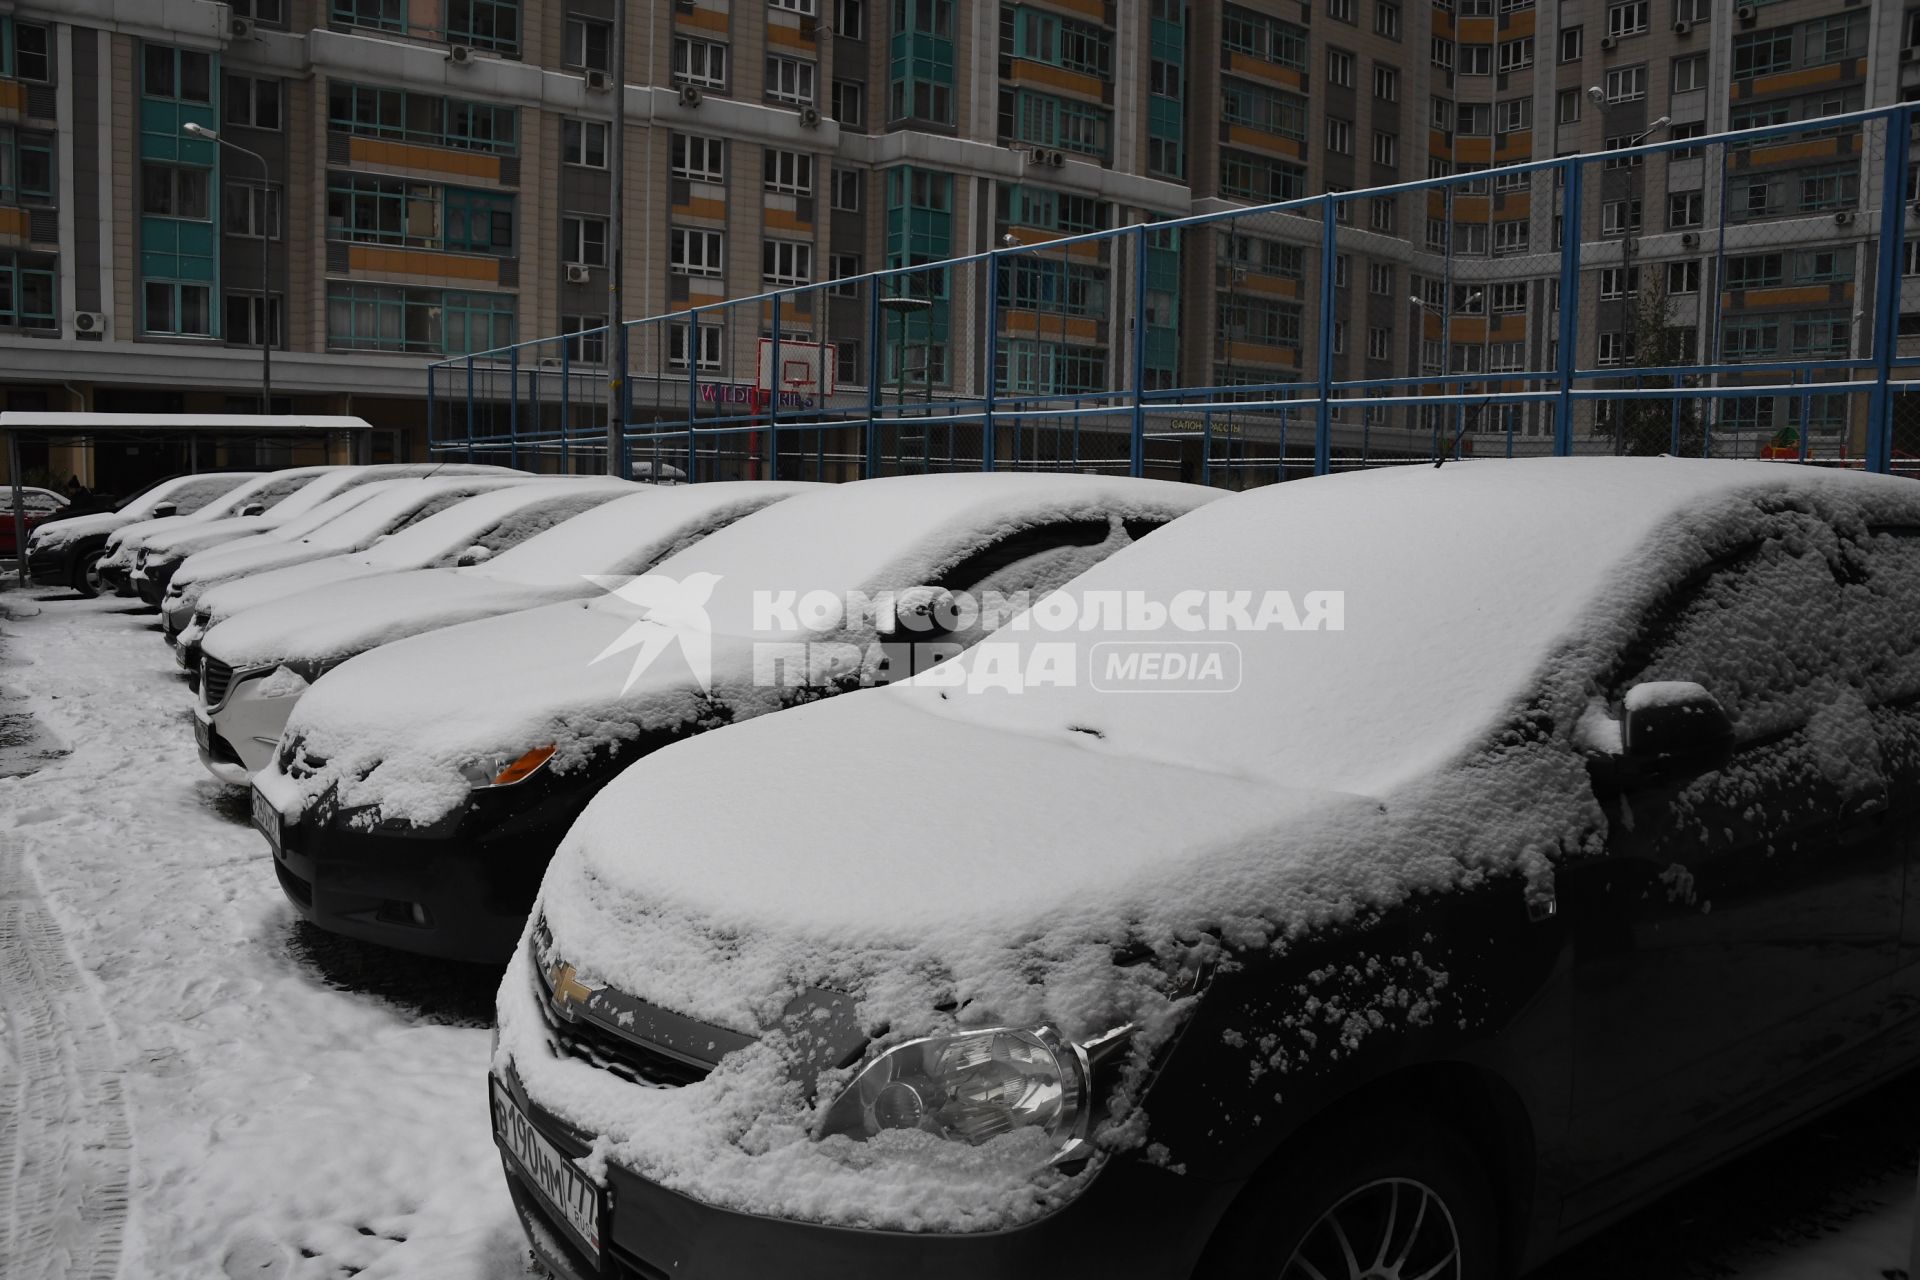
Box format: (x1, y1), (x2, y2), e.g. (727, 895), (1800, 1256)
(1, 486), (69, 555)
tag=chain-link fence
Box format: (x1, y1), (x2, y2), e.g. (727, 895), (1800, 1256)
(429, 103), (1920, 484)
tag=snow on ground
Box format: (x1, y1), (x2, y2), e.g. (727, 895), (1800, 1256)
(0, 580), (1913, 1278)
(0, 588), (525, 1280)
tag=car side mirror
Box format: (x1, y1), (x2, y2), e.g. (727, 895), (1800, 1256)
(1615, 681), (1734, 784)
(456, 544), (493, 567)
(240, 503), (267, 516)
(151, 502), (178, 518)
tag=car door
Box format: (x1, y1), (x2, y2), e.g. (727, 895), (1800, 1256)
(1560, 509), (1904, 1229)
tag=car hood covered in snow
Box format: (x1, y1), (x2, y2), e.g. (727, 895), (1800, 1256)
(202, 481), (817, 671)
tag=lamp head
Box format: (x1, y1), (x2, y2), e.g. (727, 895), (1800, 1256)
(183, 122), (218, 141)
(1586, 85), (1605, 105)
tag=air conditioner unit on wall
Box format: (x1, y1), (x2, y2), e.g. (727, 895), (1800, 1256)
(585, 69), (612, 92)
(679, 83), (703, 107)
(1681, 231), (1700, 247)
(565, 264), (591, 284)
(1599, 33), (1617, 49)
(1835, 210), (1856, 225)
(229, 16), (255, 39)
(72, 311), (106, 335)
(799, 106), (821, 127)
(447, 43), (475, 65)
(1672, 20), (1691, 35)
(1736, 4), (1757, 22)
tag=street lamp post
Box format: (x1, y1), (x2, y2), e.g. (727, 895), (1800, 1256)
(183, 123), (271, 413)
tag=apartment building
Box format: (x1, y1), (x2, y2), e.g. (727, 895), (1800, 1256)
(0, 0), (1911, 483)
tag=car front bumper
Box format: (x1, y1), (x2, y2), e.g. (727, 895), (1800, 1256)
(198, 671), (292, 782)
(26, 546), (72, 587)
(100, 563), (136, 597)
(260, 795), (572, 964)
(488, 1061), (1226, 1280)
(193, 706), (259, 786)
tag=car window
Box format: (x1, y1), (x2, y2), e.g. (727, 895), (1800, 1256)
(1844, 527), (1920, 708)
(1612, 513), (1846, 743)
(931, 519), (1112, 595)
(448, 491), (625, 560)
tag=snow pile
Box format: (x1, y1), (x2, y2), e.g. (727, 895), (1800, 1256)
(498, 458), (1920, 1231)
(167, 481), (405, 592)
(262, 474), (1216, 829)
(101, 469), (336, 571)
(27, 472), (261, 552)
(203, 482), (815, 672)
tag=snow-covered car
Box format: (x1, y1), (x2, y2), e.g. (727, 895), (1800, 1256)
(26, 471), (263, 596)
(251, 473), (1219, 962)
(168, 475), (539, 672)
(148, 463), (523, 627)
(0, 485), (67, 555)
(195, 482), (811, 784)
(482, 457), (1920, 1280)
(190, 477), (643, 779)
(98, 467), (339, 599)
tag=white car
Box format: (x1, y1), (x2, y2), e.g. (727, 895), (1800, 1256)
(150, 463), (523, 633)
(99, 467), (340, 600)
(168, 475), (540, 668)
(26, 472), (263, 596)
(252, 472), (1221, 961)
(195, 481), (811, 782)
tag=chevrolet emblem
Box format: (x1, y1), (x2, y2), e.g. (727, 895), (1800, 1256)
(550, 962), (596, 1013)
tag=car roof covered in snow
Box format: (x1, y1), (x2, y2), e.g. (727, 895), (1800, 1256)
(595, 472), (1222, 636)
(354, 477), (634, 569)
(291, 475), (530, 551)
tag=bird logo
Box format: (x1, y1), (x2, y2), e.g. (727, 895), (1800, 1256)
(584, 571), (723, 693)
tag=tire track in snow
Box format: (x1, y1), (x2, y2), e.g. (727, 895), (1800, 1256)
(0, 835), (131, 1280)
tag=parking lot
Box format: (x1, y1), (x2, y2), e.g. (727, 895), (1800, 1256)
(0, 583), (1911, 1280)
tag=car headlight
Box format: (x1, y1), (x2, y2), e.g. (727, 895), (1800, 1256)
(460, 744), (556, 789)
(818, 1025), (1091, 1149)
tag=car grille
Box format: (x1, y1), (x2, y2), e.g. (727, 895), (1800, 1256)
(534, 974), (713, 1089)
(202, 658), (235, 708)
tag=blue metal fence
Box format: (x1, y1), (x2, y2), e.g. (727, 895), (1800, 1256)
(429, 103), (1920, 484)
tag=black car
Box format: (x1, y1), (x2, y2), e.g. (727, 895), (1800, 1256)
(487, 458), (1920, 1280)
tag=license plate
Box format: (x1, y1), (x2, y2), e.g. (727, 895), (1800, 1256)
(250, 787), (281, 856)
(490, 1078), (603, 1262)
(193, 715), (211, 754)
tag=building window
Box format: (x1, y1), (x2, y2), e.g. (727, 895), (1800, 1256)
(142, 164), (210, 220)
(1327, 117), (1353, 154)
(562, 214), (607, 267)
(223, 74), (282, 130)
(835, 339), (862, 387)
(1328, 0), (1354, 22)
(1671, 52), (1707, 94)
(671, 134), (726, 183)
(1459, 44), (1491, 75)
(1496, 97), (1531, 132)
(1599, 266), (1639, 299)
(673, 36), (729, 89)
(831, 79), (865, 126)
(766, 54), (817, 105)
(325, 283), (514, 354)
(1371, 131), (1398, 167)
(1666, 260), (1701, 294)
(563, 16), (611, 71)
(1492, 219), (1529, 254)
(1602, 198), (1642, 235)
(763, 238), (813, 285)
(1556, 89), (1581, 124)
(224, 292), (283, 348)
(1369, 196), (1396, 231)
(771, 0), (817, 12)
(0, 131), (53, 205)
(222, 182), (280, 238)
(0, 253), (57, 328)
(443, 187), (515, 254)
(143, 46), (213, 103)
(1489, 282), (1527, 312)
(1373, 63), (1398, 100)
(1604, 64), (1646, 102)
(144, 282), (214, 337)
(1597, 331), (1635, 366)
(1225, 5), (1310, 66)
(1559, 25), (1583, 61)
(327, 82), (518, 153)
(669, 227), (724, 277)
(1367, 262), (1394, 295)
(445, 0), (520, 53)
(1328, 49), (1354, 86)
(332, 0), (406, 34)
(668, 320), (724, 370)
(763, 148), (814, 195)
(562, 118), (607, 167)
(562, 314), (606, 364)
(1496, 37), (1533, 72)
(829, 252), (862, 297)
(1374, 2), (1400, 38)
(1606, 0), (1648, 38)
(831, 168), (861, 211)
(7, 21), (50, 83)
(835, 0), (865, 38)
(1366, 326), (1392, 360)
(1667, 190), (1703, 229)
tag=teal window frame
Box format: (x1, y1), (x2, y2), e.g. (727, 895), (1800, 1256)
(327, 80), (518, 154)
(142, 44), (214, 103)
(143, 279), (215, 337)
(1220, 150), (1308, 201)
(444, 186), (515, 254)
(1222, 78), (1309, 140)
(1222, 4), (1308, 69)
(445, 0), (520, 53)
(0, 252), (55, 328)
(0, 18), (51, 83)
(0, 130), (53, 204)
(332, 0), (407, 34)
(325, 281), (515, 354)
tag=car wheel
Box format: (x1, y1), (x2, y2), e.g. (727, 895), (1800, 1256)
(74, 549), (107, 598)
(1205, 1115), (1500, 1280)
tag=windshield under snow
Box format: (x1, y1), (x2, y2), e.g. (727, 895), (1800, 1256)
(355, 482), (629, 569)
